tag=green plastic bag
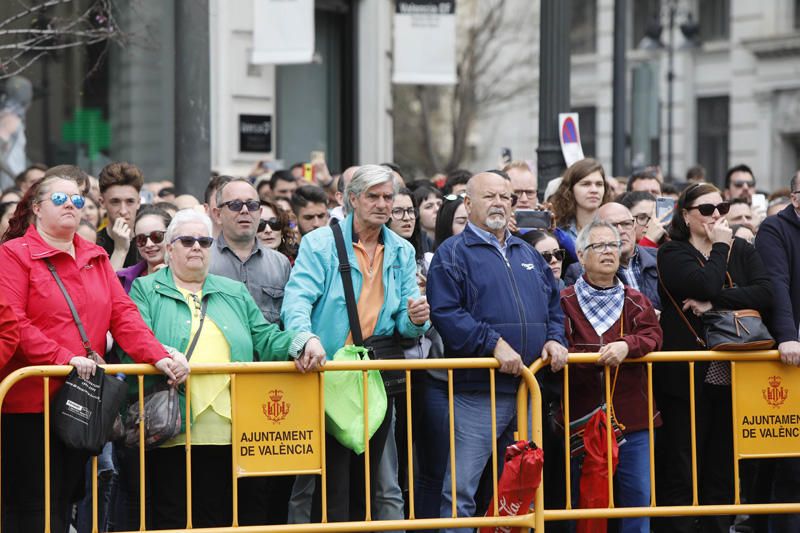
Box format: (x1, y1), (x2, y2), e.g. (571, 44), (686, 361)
(324, 345), (387, 454)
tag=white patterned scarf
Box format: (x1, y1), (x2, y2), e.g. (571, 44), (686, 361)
(574, 276), (625, 337)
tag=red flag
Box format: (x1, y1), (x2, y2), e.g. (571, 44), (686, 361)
(480, 440), (544, 533)
(577, 409), (619, 533)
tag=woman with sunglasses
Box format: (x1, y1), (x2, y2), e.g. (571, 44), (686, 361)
(257, 199), (297, 263)
(121, 209), (324, 529)
(655, 183), (772, 533)
(520, 230), (566, 290)
(116, 205), (172, 293)
(0, 174), (188, 533)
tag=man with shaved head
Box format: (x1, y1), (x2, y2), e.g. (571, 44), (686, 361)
(564, 202), (661, 310)
(427, 170), (568, 530)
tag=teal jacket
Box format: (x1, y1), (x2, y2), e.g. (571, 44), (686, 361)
(281, 215), (429, 358)
(121, 267), (299, 429)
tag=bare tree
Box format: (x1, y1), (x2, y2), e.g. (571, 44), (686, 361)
(393, 0), (535, 177)
(0, 0), (121, 80)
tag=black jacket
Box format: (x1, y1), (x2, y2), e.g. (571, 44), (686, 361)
(656, 237), (772, 396)
(755, 204), (800, 344)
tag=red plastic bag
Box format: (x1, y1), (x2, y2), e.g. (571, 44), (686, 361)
(480, 440), (544, 533)
(577, 409), (619, 533)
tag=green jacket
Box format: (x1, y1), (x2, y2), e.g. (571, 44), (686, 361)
(121, 267), (299, 430)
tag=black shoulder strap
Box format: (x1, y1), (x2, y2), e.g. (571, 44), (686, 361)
(45, 258), (95, 358)
(331, 222), (363, 345)
(185, 295), (209, 360)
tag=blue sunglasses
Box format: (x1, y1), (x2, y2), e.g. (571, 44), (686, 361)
(47, 192), (85, 209)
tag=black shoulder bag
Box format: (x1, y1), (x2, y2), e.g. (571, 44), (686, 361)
(124, 295), (208, 449)
(332, 222), (408, 396)
(46, 258), (128, 455)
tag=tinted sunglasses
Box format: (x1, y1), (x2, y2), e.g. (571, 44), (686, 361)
(46, 192), (85, 209)
(134, 230), (166, 247)
(220, 199), (261, 212)
(541, 249), (565, 263)
(171, 236), (214, 248)
(687, 202), (730, 216)
(258, 218), (283, 232)
(731, 180), (755, 188)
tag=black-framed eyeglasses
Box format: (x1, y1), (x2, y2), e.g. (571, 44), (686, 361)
(171, 236), (214, 248)
(220, 199), (261, 212)
(391, 207), (417, 220)
(633, 213), (652, 226)
(583, 241), (622, 253)
(258, 218), (283, 232)
(687, 202), (731, 216)
(540, 249), (565, 263)
(514, 189), (537, 199)
(134, 230), (166, 247)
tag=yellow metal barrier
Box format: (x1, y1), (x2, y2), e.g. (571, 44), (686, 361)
(519, 349), (800, 528)
(0, 358), (544, 533)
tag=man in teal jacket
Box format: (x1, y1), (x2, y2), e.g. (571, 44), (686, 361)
(282, 164), (429, 526)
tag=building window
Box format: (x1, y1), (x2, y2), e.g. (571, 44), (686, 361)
(696, 96), (729, 185)
(571, 0), (597, 54)
(573, 106), (597, 158)
(633, 0), (661, 49)
(699, 0), (730, 41)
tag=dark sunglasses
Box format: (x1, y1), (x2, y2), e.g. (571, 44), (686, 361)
(134, 230), (166, 247)
(540, 249), (565, 263)
(258, 218), (283, 232)
(171, 236), (214, 248)
(220, 199), (261, 212)
(687, 202), (731, 216)
(45, 192), (85, 209)
(731, 180), (755, 188)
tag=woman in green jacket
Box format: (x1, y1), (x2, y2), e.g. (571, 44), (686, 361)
(126, 209), (325, 529)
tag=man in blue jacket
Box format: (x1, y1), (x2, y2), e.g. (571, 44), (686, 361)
(754, 170), (800, 531)
(427, 170), (568, 531)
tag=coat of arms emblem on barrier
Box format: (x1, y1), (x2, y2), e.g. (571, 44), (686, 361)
(262, 389), (290, 423)
(762, 376), (788, 408)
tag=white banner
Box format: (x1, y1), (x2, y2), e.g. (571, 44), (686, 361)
(393, 0), (456, 85)
(559, 113), (586, 167)
(251, 0), (314, 65)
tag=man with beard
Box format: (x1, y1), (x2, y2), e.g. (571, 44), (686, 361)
(426, 170), (568, 531)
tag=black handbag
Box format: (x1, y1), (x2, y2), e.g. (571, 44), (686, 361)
(46, 259), (127, 455)
(332, 222), (408, 396)
(125, 296), (208, 449)
(658, 252), (775, 351)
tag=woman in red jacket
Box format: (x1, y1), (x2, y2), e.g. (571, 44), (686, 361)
(560, 220), (663, 533)
(0, 171), (188, 533)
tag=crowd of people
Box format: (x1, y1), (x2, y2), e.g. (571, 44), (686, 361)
(0, 155), (797, 533)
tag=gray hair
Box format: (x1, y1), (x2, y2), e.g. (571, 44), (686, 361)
(344, 164), (397, 213)
(215, 177), (254, 207)
(164, 209), (213, 265)
(575, 219), (620, 253)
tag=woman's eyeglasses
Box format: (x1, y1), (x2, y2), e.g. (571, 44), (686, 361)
(633, 213), (652, 226)
(171, 236), (214, 248)
(258, 218), (284, 232)
(134, 230), (166, 247)
(391, 207), (417, 220)
(44, 192), (85, 209)
(687, 202), (731, 216)
(583, 241), (622, 253)
(540, 249), (565, 263)
(220, 199), (261, 212)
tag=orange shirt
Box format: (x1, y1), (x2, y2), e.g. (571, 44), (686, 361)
(345, 240), (385, 343)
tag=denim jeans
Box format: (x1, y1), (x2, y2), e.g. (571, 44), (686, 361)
(414, 375), (450, 525)
(439, 391), (517, 533)
(375, 404), (405, 532)
(75, 442), (117, 533)
(570, 429), (650, 533)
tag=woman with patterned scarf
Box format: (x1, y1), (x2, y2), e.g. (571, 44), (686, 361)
(560, 220), (663, 533)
